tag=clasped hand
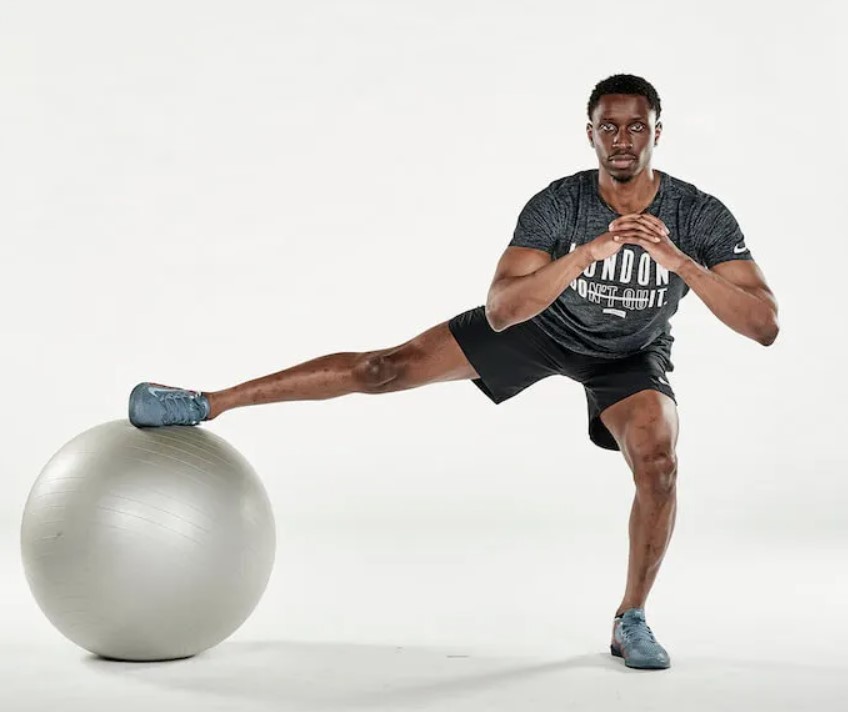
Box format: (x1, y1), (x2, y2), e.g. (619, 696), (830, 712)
(587, 213), (688, 273)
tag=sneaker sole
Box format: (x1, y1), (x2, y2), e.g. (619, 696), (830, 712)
(610, 644), (670, 669)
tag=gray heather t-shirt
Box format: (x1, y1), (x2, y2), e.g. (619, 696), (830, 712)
(509, 168), (754, 360)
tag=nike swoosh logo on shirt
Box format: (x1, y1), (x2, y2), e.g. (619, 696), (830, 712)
(733, 243), (748, 254)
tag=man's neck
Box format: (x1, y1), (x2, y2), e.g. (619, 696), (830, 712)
(597, 166), (660, 215)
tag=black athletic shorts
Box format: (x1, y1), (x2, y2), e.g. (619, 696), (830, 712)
(447, 306), (676, 451)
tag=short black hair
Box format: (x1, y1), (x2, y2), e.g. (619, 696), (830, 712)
(587, 74), (661, 121)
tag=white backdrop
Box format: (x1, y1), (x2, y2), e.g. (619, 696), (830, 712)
(1, 1), (844, 710)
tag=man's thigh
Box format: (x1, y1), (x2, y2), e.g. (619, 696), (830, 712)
(583, 348), (676, 452)
(600, 389), (679, 471)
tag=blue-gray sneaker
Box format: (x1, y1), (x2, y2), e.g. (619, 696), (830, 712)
(610, 608), (671, 669)
(129, 382), (211, 427)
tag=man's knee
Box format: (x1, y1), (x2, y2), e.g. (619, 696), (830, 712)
(354, 348), (415, 392)
(631, 445), (678, 495)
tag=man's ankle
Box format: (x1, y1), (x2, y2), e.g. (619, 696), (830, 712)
(205, 392), (224, 420)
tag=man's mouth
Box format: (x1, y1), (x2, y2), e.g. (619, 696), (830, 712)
(610, 155), (636, 166)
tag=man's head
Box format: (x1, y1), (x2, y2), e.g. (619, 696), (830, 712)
(586, 74), (662, 184)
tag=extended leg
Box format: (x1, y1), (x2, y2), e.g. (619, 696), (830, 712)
(129, 320), (478, 428)
(204, 320), (478, 418)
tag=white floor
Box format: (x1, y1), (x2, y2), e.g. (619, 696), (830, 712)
(2, 527), (844, 712)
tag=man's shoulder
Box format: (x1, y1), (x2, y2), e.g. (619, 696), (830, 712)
(544, 169), (595, 194)
(662, 171), (723, 210)
(520, 170), (594, 210)
(662, 173), (743, 241)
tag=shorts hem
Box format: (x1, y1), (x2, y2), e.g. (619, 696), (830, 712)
(589, 384), (678, 451)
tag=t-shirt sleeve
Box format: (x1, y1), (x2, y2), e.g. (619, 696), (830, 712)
(509, 187), (563, 255)
(690, 195), (754, 269)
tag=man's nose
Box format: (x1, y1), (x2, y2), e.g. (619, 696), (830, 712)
(612, 128), (631, 147)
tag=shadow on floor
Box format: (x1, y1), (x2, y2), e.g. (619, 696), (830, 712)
(85, 639), (621, 709)
(85, 639), (844, 712)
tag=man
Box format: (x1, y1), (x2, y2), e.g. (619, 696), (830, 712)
(129, 74), (779, 670)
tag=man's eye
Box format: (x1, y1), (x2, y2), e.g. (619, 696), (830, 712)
(632, 124), (644, 131)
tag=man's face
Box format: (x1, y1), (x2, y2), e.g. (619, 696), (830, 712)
(586, 94), (661, 183)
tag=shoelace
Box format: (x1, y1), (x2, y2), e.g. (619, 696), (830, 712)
(158, 391), (203, 425)
(619, 619), (660, 649)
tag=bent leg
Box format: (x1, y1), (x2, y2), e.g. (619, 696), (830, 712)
(206, 320), (479, 418)
(600, 389), (679, 618)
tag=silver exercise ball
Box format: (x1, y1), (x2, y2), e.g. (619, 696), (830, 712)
(20, 420), (276, 661)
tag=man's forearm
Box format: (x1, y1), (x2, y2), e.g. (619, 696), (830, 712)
(676, 257), (779, 345)
(486, 245), (594, 331)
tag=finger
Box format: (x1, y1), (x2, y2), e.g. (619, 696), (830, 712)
(615, 213), (668, 239)
(613, 232), (659, 244)
(638, 214), (670, 235)
(608, 214), (643, 231)
(613, 225), (661, 243)
(614, 231), (661, 247)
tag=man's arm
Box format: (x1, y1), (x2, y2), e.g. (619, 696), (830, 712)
(486, 230), (627, 332)
(677, 258), (779, 346)
(486, 246), (588, 332)
(610, 213), (780, 347)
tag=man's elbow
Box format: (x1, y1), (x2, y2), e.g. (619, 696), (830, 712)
(485, 306), (508, 332)
(485, 292), (511, 332)
(755, 315), (780, 347)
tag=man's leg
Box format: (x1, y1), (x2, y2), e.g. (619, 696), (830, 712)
(203, 320), (479, 418)
(599, 388), (678, 669)
(600, 388), (679, 616)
